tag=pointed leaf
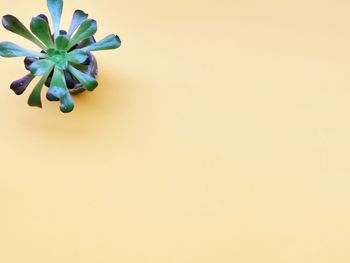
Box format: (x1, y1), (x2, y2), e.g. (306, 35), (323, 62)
(67, 10), (88, 38)
(47, 0), (63, 39)
(55, 35), (69, 50)
(28, 69), (52, 108)
(30, 17), (54, 48)
(68, 65), (98, 91)
(2, 15), (46, 49)
(67, 49), (88, 63)
(67, 19), (97, 50)
(10, 74), (35, 95)
(82, 34), (121, 52)
(30, 59), (54, 76)
(0, 42), (47, 58)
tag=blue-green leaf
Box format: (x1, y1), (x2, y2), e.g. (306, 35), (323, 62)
(67, 19), (97, 50)
(47, 0), (63, 39)
(10, 74), (35, 95)
(46, 48), (68, 69)
(47, 68), (66, 101)
(30, 59), (54, 76)
(0, 42), (47, 58)
(2, 15), (47, 50)
(68, 64), (98, 91)
(67, 49), (88, 63)
(60, 92), (74, 113)
(55, 35), (69, 50)
(67, 10), (88, 38)
(46, 85), (65, 101)
(30, 17), (54, 49)
(28, 68), (52, 108)
(81, 34), (121, 52)
(47, 67), (74, 113)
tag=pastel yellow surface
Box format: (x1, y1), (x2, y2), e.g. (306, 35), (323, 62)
(1, 0), (350, 262)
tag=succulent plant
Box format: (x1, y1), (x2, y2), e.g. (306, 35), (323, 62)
(0, 0), (121, 113)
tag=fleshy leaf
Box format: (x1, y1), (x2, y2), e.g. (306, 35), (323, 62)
(30, 59), (54, 76)
(46, 85), (64, 101)
(30, 17), (54, 48)
(67, 19), (97, 50)
(36, 14), (53, 41)
(60, 92), (74, 113)
(68, 65), (98, 91)
(24, 56), (38, 70)
(47, 67), (74, 113)
(2, 15), (46, 50)
(37, 14), (49, 24)
(47, 0), (63, 39)
(46, 48), (68, 69)
(47, 68), (66, 101)
(79, 36), (96, 48)
(81, 34), (121, 52)
(67, 49), (88, 63)
(55, 35), (69, 50)
(0, 42), (47, 58)
(10, 74), (35, 95)
(67, 10), (88, 38)
(28, 68), (52, 108)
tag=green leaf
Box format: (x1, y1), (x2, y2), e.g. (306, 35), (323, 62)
(0, 42), (47, 58)
(30, 59), (54, 76)
(10, 74), (35, 95)
(60, 92), (75, 113)
(47, 0), (63, 39)
(30, 17), (54, 49)
(47, 68), (67, 101)
(28, 68), (52, 108)
(68, 64), (98, 91)
(47, 67), (75, 113)
(81, 34), (121, 52)
(2, 15), (46, 50)
(67, 49), (88, 63)
(67, 19), (97, 50)
(46, 85), (64, 101)
(46, 48), (68, 69)
(67, 10), (88, 38)
(35, 14), (53, 41)
(37, 14), (49, 24)
(55, 35), (69, 50)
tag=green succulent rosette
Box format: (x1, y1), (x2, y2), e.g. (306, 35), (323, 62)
(0, 0), (121, 113)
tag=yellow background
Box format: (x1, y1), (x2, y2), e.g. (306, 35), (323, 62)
(1, 0), (350, 262)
